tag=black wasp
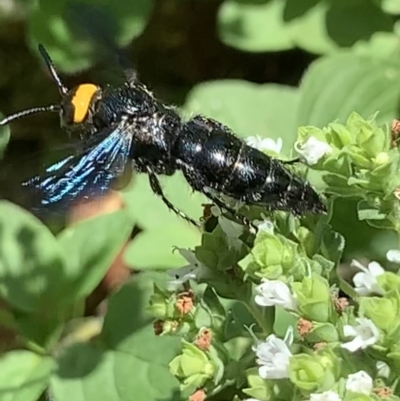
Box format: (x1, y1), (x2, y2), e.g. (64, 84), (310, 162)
(0, 45), (326, 227)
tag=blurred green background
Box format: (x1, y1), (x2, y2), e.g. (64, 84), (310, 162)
(0, 0), (400, 270)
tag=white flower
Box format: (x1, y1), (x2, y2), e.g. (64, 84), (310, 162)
(346, 371), (373, 395)
(253, 215), (274, 234)
(376, 361), (390, 378)
(246, 135), (283, 154)
(310, 390), (342, 401)
(252, 326), (293, 379)
(294, 136), (332, 165)
(387, 249), (400, 264)
(254, 279), (297, 310)
(351, 259), (384, 296)
(341, 317), (380, 352)
(167, 248), (208, 290)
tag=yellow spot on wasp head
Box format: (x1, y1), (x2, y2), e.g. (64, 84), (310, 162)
(71, 83), (98, 123)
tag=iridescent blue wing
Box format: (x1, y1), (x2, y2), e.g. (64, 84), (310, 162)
(23, 121), (132, 213)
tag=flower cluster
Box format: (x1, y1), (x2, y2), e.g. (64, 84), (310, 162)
(146, 119), (400, 401)
(295, 112), (400, 230)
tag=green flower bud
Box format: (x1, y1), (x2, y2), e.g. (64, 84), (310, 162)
(243, 367), (271, 401)
(359, 295), (400, 335)
(162, 320), (180, 334)
(328, 122), (353, 148)
(147, 284), (179, 320)
(343, 146), (371, 169)
(248, 234), (300, 279)
(180, 373), (211, 396)
(345, 112), (388, 156)
(292, 275), (331, 322)
(374, 152), (390, 166)
(253, 234), (283, 268)
(377, 272), (400, 294)
(289, 354), (332, 391)
(358, 127), (387, 158)
(147, 291), (171, 320)
(307, 322), (339, 343)
(169, 341), (215, 390)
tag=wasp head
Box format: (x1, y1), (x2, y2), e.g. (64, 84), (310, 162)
(0, 44), (102, 132)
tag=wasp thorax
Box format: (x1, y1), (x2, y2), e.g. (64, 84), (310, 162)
(61, 83), (100, 127)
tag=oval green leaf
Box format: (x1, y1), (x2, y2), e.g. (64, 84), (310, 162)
(122, 173), (204, 269)
(0, 201), (67, 312)
(27, 0), (155, 73)
(56, 209), (134, 302)
(297, 53), (400, 128)
(51, 342), (179, 401)
(52, 277), (180, 401)
(287, 0), (393, 54)
(183, 80), (300, 153)
(0, 350), (54, 401)
(218, 0), (294, 52)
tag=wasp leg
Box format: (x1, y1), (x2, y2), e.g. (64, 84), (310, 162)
(202, 189), (254, 228)
(146, 167), (201, 227)
(178, 162), (253, 228)
(283, 158), (300, 165)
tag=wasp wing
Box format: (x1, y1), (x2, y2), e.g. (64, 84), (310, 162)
(23, 121), (133, 213)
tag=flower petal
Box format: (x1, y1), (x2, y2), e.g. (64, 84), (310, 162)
(387, 249), (400, 264)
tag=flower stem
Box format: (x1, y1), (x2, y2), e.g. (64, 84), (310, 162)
(241, 299), (275, 335)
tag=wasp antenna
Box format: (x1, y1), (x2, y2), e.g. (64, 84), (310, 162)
(38, 44), (68, 96)
(0, 105), (60, 126)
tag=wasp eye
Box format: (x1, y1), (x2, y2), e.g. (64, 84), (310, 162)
(92, 115), (106, 130)
(60, 101), (75, 126)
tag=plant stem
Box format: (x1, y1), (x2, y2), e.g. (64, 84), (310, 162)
(241, 299), (275, 335)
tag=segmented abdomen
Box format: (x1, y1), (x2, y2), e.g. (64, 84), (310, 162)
(177, 115), (326, 215)
(177, 116), (278, 191)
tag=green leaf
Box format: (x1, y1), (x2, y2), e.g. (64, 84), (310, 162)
(320, 226), (345, 267)
(0, 112), (10, 157)
(0, 350), (54, 401)
(57, 209), (133, 301)
(297, 53), (400, 128)
(356, 200), (394, 229)
(101, 277), (180, 356)
(196, 225), (248, 271)
(50, 276), (181, 401)
(123, 173), (205, 230)
(287, 0), (393, 54)
(51, 342), (179, 401)
(217, 0), (294, 52)
(324, 1), (393, 47)
(125, 223), (200, 269)
(374, 0), (400, 14)
(0, 201), (67, 312)
(285, 0), (338, 54)
(122, 173), (204, 269)
(14, 309), (65, 349)
(352, 32), (400, 60)
(357, 207), (386, 221)
(183, 80), (300, 154)
(27, 0), (154, 73)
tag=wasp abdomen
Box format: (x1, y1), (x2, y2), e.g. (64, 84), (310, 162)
(230, 145), (326, 214)
(176, 116), (241, 186)
(177, 116), (326, 216)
